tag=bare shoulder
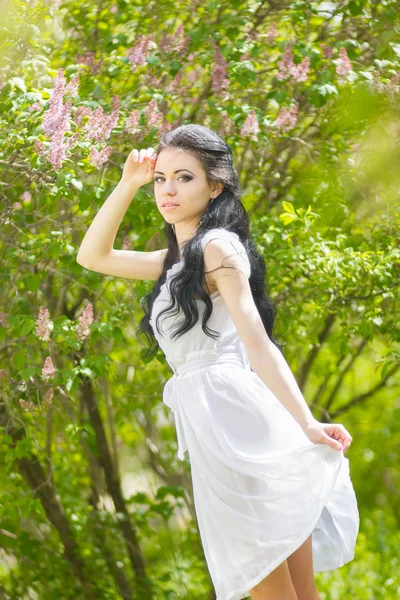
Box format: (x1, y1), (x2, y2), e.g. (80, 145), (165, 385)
(76, 247), (168, 280)
(203, 236), (250, 277)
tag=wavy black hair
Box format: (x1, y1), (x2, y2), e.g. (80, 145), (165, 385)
(137, 124), (283, 359)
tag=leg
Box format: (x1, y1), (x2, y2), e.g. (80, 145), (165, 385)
(249, 559), (298, 600)
(287, 534), (320, 600)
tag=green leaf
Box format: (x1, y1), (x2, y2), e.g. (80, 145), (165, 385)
(282, 201), (296, 214)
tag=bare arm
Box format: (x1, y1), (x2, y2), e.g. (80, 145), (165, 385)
(76, 147), (165, 280)
(204, 238), (352, 452)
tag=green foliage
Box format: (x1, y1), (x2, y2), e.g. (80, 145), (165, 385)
(1, 0), (400, 598)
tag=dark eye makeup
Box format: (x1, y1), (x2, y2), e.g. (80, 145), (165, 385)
(154, 175), (193, 183)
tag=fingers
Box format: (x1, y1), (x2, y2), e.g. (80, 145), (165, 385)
(131, 147), (158, 163)
(324, 433), (343, 452)
(325, 423), (353, 452)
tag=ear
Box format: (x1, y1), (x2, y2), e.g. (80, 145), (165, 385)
(213, 183), (224, 197)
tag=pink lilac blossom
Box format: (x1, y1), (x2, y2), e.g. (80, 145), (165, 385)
(277, 43), (296, 80)
(0, 312), (9, 327)
(42, 356), (55, 381)
(35, 306), (51, 342)
(76, 303), (94, 340)
(127, 33), (155, 72)
(83, 95), (120, 142)
(28, 102), (42, 112)
(122, 236), (132, 250)
(76, 52), (103, 76)
(20, 191), (32, 202)
(89, 145), (113, 169)
(218, 111), (235, 137)
(143, 98), (165, 129)
(265, 23), (278, 44)
(385, 71), (400, 99)
(13, 202), (22, 210)
(275, 102), (299, 132)
(19, 399), (35, 412)
(42, 387), (54, 406)
(240, 110), (260, 138)
(212, 46), (230, 95)
(321, 44), (333, 59)
(74, 106), (93, 126)
(38, 69), (79, 169)
(293, 56), (310, 82)
(125, 109), (141, 135)
(277, 43), (310, 82)
(336, 47), (352, 81)
(158, 25), (190, 55)
(109, 4), (118, 14)
(167, 70), (184, 94)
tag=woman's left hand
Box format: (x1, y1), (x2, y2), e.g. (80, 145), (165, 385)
(304, 420), (353, 453)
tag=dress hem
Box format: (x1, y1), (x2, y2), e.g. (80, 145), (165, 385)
(221, 457), (348, 600)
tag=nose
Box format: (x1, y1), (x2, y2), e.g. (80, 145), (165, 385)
(164, 181), (177, 195)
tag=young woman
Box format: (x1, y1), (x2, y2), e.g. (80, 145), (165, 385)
(77, 124), (359, 600)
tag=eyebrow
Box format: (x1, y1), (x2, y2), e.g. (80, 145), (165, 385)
(154, 169), (194, 175)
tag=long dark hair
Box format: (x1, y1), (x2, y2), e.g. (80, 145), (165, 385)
(137, 124), (283, 359)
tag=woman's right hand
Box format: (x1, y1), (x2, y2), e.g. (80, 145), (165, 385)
(121, 147), (158, 189)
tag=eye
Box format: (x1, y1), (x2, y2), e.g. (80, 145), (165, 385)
(154, 175), (192, 183)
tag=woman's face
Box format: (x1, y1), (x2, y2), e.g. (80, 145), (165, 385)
(153, 148), (223, 229)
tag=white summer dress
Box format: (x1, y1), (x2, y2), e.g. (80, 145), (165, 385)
(149, 228), (359, 600)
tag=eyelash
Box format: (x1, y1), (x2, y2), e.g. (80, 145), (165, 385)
(154, 175), (192, 183)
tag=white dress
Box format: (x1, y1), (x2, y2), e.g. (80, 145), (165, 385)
(149, 227), (359, 600)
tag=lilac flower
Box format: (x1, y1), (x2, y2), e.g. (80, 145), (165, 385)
(292, 56), (310, 83)
(89, 145), (113, 169)
(336, 47), (352, 81)
(144, 98), (164, 129)
(275, 103), (299, 133)
(125, 109), (141, 135)
(19, 399), (35, 412)
(277, 43), (296, 81)
(42, 356), (55, 381)
(212, 46), (230, 95)
(240, 110), (260, 139)
(219, 111), (235, 137)
(74, 106), (92, 126)
(35, 306), (51, 342)
(321, 44), (333, 59)
(76, 52), (103, 75)
(20, 191), (32, 202)
(122, 236), (132, 250)
(265, 23), (278, 44)
(0, 312), (9, 327)
(76, 303), (94, 340)
(37, 69), (79, 169)
(42, 387), (54, 406)
(167, 70), (184, 94)
(385, 70), (400, 99)
(277, 43), (310, 83)
(83, 95), (120, 142)
(127, 34), (155, 72)
(172, 24), (191, 54)
(158, 25), (190, 56)
(28, 102), (42, 112)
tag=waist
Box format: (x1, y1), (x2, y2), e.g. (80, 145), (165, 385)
(166, 343), (251, 379)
